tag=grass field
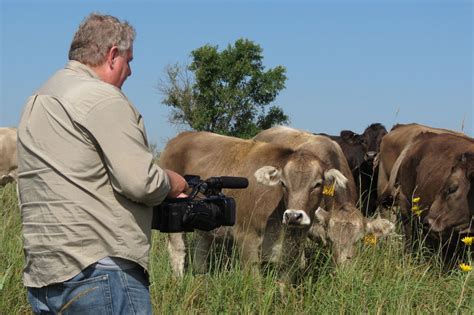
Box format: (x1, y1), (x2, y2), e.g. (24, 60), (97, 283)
(1, 182), (473, 314)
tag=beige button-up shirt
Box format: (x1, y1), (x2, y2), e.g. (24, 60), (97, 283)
(17, 60), (171, 287)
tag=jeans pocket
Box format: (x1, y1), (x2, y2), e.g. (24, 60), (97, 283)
(49, 274), (113, 315)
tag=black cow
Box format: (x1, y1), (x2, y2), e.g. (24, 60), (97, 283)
(318, 123), (387, 216)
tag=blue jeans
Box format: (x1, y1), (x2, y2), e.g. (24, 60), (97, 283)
(27, 263), (152, 315)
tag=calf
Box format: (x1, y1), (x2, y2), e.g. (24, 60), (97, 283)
(254, 126), (394, 264)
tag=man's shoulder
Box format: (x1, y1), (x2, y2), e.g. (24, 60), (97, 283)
(35, 66), (129, 123)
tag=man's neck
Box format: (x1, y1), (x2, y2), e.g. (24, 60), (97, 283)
(89, 63), (109, 84)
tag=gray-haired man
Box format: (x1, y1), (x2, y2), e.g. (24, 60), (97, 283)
(18, 13), (187, 314)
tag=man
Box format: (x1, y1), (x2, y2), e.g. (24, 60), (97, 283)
(17, 13), (187, 314)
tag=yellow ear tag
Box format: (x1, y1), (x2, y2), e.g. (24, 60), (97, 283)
(363, 233), (377, 246)
(323, 183), (335, 196)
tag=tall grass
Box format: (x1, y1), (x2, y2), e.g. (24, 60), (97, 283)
(1, 182), (472, 314)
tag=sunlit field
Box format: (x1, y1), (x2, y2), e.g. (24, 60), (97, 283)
(1, 182), (472, 314)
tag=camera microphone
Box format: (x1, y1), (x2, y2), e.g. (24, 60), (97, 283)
(205, 176), (249, 189)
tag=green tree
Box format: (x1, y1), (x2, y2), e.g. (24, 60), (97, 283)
(158, 38), (289, 138)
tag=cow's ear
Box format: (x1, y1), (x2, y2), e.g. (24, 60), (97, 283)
(324, 169), (348, 190)
(459, 152), (474, 177)
(364, 216), (395, 237)
(340, 130), (355, 139)
(314, 207), (330, 226)
(254, 166), (281, 186)
(340, 130), (361, 144)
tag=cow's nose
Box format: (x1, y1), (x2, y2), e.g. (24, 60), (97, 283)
(365, 151), (377, 161)
(423, 215), (437, 227)
(425, 217), (444, 233)
(286, 212), (303, 224)
(283, 210), (311, 226)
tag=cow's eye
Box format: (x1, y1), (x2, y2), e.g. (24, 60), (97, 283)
(281, 181), (287, 189)
(446, 185), (458, 195)
(313, 182), (322, 190)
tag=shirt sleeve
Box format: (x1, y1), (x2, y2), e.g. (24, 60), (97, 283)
(82, 96), (170, 207)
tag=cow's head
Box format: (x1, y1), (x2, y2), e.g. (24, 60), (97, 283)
(425, 152), (474, 234)
(339, 130), (367, 171)
(254, 151), (348, 228)
(361, 123), (387, 157)
(312, 205), (394, 264)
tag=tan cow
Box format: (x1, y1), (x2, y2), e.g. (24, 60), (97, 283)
(160, 131), (348, 281)
(0, 127), (18, 185)
(254, 126), (394, 264)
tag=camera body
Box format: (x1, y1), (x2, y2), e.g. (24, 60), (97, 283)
(152, 195), (236, 232)
(152, 175), (248, 233)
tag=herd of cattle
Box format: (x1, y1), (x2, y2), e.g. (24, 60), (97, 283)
(1, 123), (473, 281)
(160, 123), (473, 280)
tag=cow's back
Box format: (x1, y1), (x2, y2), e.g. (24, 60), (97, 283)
(380, 123), (464, 177)
(0, 127), (18, 182)
(159, 131), (288, 231)
(378, 123), (465, 197)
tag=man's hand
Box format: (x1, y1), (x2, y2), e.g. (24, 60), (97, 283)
(165, 169), (189, 198)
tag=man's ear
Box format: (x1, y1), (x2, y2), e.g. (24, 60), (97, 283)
(107, 46), (119, 68)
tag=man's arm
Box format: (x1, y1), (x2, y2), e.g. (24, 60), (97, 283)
(83, 97), (180, 206)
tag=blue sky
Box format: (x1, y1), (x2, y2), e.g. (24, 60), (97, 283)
(1, 0), (472, 149)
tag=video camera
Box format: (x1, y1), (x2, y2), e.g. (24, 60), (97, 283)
(152, 175), (249, 233)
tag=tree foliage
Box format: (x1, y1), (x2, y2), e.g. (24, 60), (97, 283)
(158, 38), (289, 138)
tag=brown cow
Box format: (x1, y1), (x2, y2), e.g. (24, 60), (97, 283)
(160, 131), (348, 281)
(0, 127), (18, 185)
(394, 132), (474, 264)
(318, 123), (387, 174)
(254, 126), (394, 264)
(377, 123), (464, 202)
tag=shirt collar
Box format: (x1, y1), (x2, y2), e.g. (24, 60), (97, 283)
(65, 60), (101, 80)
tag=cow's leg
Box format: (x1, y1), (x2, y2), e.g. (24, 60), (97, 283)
(398, 191), (414, 252)
(9, 169), (18, 181)
(377, 167), (396, 219)
(0, 174), (14, 186)
(376, 160), (389, 202)
(261, 216), (283, 263)
(167, 233), (186, 277)
(235, 230), (262, 277)
(279, 230), (306, 283)
(192, 230), (213, 274)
